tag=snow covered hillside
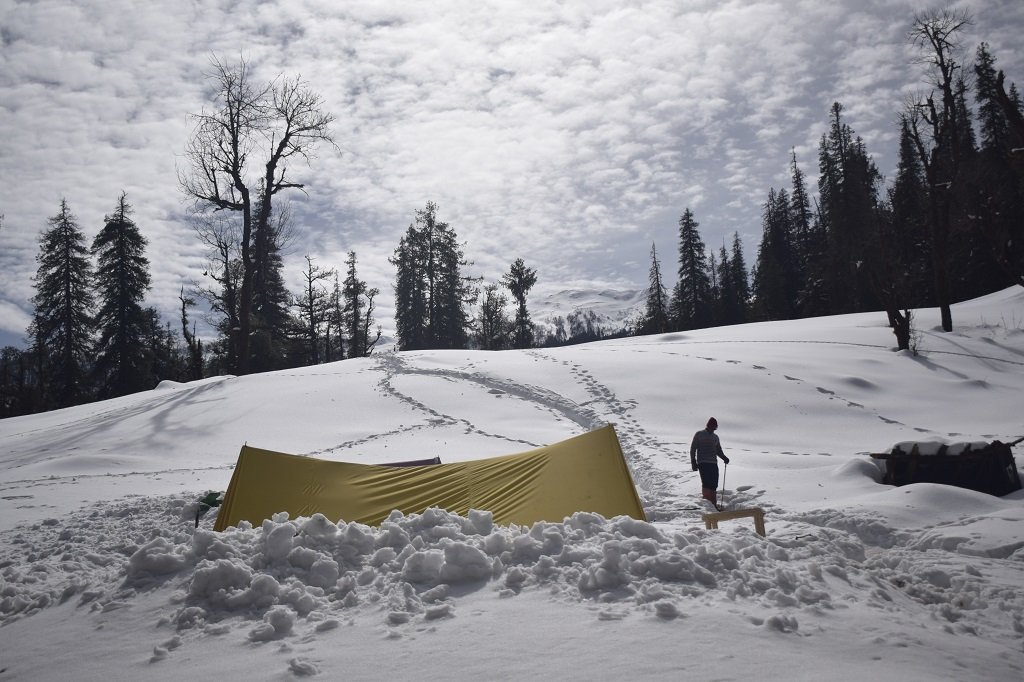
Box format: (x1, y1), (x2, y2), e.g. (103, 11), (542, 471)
(1, 287), (1022, 681)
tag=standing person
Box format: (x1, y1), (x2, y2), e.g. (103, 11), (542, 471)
(690, 417), (730, 509)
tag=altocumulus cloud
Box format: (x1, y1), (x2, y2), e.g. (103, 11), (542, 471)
(1, 0), (1022, 345)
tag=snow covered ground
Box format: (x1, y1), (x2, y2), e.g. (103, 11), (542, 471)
(1, 287), (1023, 681)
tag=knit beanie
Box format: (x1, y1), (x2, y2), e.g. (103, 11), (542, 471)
(707, 417), (718, 430)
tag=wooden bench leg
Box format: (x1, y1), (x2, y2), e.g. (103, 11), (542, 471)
(702, 508), (766, 536)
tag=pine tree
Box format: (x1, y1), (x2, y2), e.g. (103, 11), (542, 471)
(476, 284), (510, 350)
(890, 116), (933, 306)
(793, 168), (830, 317)
(390, 202), (475, 350)
(970, 43), (1024, 288)
(638, 243), (671, 335)
(142, 308), (186, 384)
(671, 208), (712, 330)
(30, 199), (95, 409)
(867, 202), (915, 351)
(0, 346), (38, 417)
(774, 187), (800, 315)
(249, 205), (295, 372)
(391, 225), (428, 351)
(323, 273), (344, 363)
(753, 189), (801, 320)
(709, 247), (724, 325)
(817, 103), (881, 314)
(721, 232), (750, 325)
(433, 227), (476, 349)
(753, 191), (785, 321)
(342, 251), (380, 358)
(788, 150), (817, 315)
(1009, 82), (1023, 121)
(501, 258), (538, 349)
(91, 192), (152, 398)
(948, 76), (1003, 300)
(788, 150), (813, 262)
(975, 44), (1009, 152)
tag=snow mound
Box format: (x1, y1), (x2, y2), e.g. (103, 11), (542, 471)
(4, 490), (1021, 661)
(890, 440), (994, 456)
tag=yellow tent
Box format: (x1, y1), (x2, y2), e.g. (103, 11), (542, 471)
(213, 424), (645, 530)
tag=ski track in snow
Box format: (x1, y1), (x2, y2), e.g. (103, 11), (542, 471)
(308, 352), (587, 456)
(0, 349), (692, 520)
(373, 349), (696, 520)
(521, 350), (706, 520)
(0, 346), (822, 523)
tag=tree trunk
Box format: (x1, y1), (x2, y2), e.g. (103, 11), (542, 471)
(891, 309), (911, 351)
(237, 194), (253, 375)
(930, 191), (954, 332)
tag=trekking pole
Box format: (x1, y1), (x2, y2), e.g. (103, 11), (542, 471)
(720, 462), (728, 509)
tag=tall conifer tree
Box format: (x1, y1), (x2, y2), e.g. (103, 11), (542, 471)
(323, 273), (344, 363)
(502, 258), (538, 349)
(391, 202), (475, 350)
(817, 102), (881, 314)
(342, 251), (380, 358)
(91, 192), (152, 398)
(709, 247), (724, 325)
(753, 189), (797, 320)
(971, 43), (1024, 287)
(788, 150), (820, 316)
(475, 284), (510, 350)
(249, 206), (294, 372)
(891, 116), (933, 306)
(671, 208), (712, 330)
(788, 150), (813, 263)
(723, 232), (750, 324)
(30, 200), (95, 409)
(638, 243), (671, 335)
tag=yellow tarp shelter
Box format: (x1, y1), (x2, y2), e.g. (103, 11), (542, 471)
(213, 424), (645, 530)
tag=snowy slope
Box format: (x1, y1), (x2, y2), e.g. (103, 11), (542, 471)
(1, 287), (1023, 681)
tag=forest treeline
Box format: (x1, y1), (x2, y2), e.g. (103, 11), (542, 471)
(2, 9), (1022, 417)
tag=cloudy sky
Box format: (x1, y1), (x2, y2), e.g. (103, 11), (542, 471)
(1, 0), (1022, 347)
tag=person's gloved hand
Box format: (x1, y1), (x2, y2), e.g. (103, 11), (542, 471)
(723, 456), (730, 464)
(690, 460), (697, 471)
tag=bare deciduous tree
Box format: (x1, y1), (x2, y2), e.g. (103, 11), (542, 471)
(192, 209), (242, 369)
(179, 56), (335, 374)
(905, 8), (973, 332)
(294, 255), (335, 365)
(179, 287), (204, 380)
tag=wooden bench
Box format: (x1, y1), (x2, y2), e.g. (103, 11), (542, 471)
(701, 507), (766, 536)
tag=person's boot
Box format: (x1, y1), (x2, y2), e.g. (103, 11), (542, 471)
(710, 489), (720, 510)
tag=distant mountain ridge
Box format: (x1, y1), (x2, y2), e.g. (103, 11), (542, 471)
(531, 287), (646, 337)
(373, 287), (646, 350)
